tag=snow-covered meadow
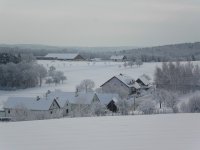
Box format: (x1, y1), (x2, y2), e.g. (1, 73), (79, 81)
(0, 113), (200, 150)
(0, 60), (161, 108)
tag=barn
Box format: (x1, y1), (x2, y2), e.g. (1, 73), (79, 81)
(110, 55), (127, 62)
(44, 53), (85, 61)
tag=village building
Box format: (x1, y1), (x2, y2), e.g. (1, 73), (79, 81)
(136, 75), (151, 90)
(3, 97), (61, 121)
(3, 89), (120, 121)
(46, 90), (119, 114)
(100, 74), (140, 97)
(46, 91), (94, 116)
(94, 93), (118, 112)
(42, 53), (85, 61)
(110, 55), (127, 62)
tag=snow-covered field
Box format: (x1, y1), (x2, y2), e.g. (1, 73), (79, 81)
(0, 60), (162, 108)
(0, 113), (200, 150)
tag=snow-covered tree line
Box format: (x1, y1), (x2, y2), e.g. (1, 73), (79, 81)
(0, 62), (47, 90)
(154, 62), (200, 93)
(181, 95), (200, 113)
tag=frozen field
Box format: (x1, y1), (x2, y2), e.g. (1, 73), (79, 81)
(0, 113), (200, 150)
(0, 60), (162, 108)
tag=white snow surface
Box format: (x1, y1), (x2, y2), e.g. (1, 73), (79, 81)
(0, 113), (200, 150)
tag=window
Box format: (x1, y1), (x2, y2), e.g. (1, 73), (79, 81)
(8, 110), (10, 114)
(50, 111), (53, 114)
(66, 109), (68, 114)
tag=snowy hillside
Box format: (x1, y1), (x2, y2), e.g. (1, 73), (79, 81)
(0, 114), (200, 150)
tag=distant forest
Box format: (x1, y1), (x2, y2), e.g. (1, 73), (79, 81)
(0, 42), (200, 62)
(121, 42), (200, 62)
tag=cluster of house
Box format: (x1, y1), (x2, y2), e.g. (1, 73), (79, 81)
(37, 53), (127, 62)
(3, 91), (119, 120)
(1, 74), (151, 121)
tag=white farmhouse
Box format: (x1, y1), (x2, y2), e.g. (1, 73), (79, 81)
(100, 74), (140, 97)
(3, 97), (61, 121)
(46, 91), (94, 116)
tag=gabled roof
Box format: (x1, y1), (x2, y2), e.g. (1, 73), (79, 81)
(110, 55), (126, 60)
(4, 97), (58, 111)
(45, 53), (80, 60)
(75, 93), (94, 104)
(137, 75), (150, 86)
(47, 91), (74, 107)
(46, 90), (119, 106)
(96, 93), (119, 104)
(46, 91), (95, 106)
(101, 74), (140, 89)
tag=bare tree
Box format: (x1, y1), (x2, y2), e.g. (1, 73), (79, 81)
(117, 98), (129, 115)
(135, 58), (143, 67)
(138, 100), (156, 114)
(128, 61), (134, 68)
(34, 64), (47, 87)
(154, 62), (200, 93)
(187, 95), (200, 113)
(76, 79), (95, 93)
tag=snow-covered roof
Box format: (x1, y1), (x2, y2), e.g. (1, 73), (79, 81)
(45, 53), (80, 60)
(46, 90), (119, 106)
(115, 74), (140, 89)
(137, 75), (150, 86)
(46, 91), (95, 106)
(75, 93), (94, 104)
(96, 93), (119, 104)
(4, 97), (57, 111)
(110, 55), (126, 60)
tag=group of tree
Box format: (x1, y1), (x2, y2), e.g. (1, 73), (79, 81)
(123, 58), (143, 68)
(122, 42), (200, 62)
(0, 62), (47, 90)
(181, 94), (200, 113)
(76, 79), (95, 93)
(0, 52), (35, 64)
(46, 66), (67, 85)
(154, 62), (200, 93)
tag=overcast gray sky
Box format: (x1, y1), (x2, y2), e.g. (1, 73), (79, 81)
(0, 0), (199, 47)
